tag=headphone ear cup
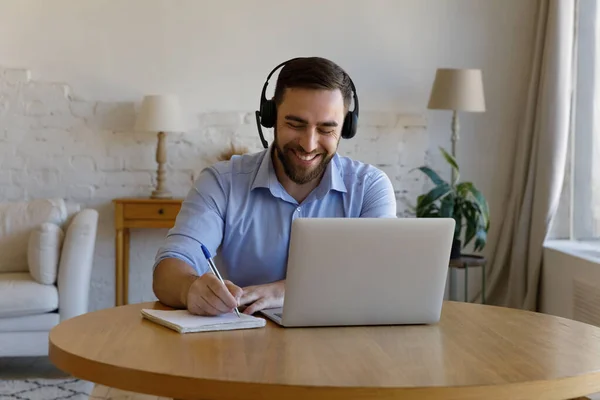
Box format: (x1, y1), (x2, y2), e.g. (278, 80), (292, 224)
(342, 111), (358, 139)
(260, 100), (277, 128)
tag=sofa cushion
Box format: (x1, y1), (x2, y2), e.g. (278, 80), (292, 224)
(0, 273), (59, 318)
(28, 222), (64, 285)
(0, 198), (67, 273)
(0, 312), (59, 332)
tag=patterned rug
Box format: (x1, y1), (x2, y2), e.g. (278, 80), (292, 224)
(0, 378), (95, 400)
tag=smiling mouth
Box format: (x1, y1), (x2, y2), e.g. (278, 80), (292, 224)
(292, 151), (321, 164)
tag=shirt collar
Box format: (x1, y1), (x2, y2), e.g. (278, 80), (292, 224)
(250, 146), (273, 191)
(250, 145), (348, 196)
(313, 153), (347, 199)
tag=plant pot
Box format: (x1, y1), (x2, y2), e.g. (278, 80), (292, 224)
(450, 239), (462, 260)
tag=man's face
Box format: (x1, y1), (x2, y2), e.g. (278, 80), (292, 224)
(273, 87), (345, 185)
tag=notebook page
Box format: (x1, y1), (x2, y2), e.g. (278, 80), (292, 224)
(146, 309), (257, 327)
(141, 308), (266, 333)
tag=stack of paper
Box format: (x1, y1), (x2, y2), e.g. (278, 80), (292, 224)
(141, 308), (266, 333)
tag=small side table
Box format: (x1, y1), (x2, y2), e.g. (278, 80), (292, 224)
(113, 197), (183, 306)
(448, 254), (487, 304)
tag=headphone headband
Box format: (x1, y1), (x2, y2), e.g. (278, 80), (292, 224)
(255, 57), (359, 149)
(259, 58), (302, 107)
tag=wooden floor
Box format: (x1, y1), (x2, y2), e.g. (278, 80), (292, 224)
(0, 356), (170, 400)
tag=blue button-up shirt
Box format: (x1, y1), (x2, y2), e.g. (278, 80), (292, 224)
(154, 145), (397, 287)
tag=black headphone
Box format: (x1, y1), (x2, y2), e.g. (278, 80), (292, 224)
(254, 57), (360, 149)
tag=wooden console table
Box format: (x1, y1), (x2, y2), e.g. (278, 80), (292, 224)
(112, 198), (183, 306)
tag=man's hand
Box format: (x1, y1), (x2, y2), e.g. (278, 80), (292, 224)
(185, 273), (243, 316)
(239, 280), (285, 315)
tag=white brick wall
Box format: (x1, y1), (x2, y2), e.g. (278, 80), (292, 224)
(0, 66), (430, 311)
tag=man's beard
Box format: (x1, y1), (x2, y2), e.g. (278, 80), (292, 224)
(273, 129), (336, 185)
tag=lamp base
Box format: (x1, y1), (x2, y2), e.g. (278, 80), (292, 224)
(151, 131), (172, 199)
(151, 189), (172, 199)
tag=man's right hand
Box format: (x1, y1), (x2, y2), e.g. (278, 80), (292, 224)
(185, 273), (243, 316)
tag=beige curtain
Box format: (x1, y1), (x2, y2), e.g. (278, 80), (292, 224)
(484, 0), (575, 310)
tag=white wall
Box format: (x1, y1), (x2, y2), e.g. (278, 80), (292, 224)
(0, 0), (538, 310)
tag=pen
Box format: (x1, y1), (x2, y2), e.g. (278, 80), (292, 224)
(201, 244), (241, 318)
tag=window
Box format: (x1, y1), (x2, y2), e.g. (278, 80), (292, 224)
(569, 0), (600, 240)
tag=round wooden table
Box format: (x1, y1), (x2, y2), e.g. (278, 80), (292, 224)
(49, 301), (600, 400)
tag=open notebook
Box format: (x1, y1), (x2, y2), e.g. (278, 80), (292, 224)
(141, 308), (266, 333)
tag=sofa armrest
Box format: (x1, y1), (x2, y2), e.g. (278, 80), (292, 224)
(57, 208), (99, 321)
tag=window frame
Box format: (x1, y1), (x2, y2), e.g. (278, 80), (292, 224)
(570, 0), (600, 241)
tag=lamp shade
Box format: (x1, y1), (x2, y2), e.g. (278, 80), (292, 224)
(135, 94), (186, 132)
(427, 68), (486, 112)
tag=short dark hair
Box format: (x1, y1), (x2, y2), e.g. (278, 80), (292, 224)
(272, 57), (353, 111)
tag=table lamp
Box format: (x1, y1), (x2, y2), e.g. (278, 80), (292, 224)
(134, 94), (186, 199)
(427, 68), (486, 182)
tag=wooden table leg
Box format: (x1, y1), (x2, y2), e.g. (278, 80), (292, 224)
(115, 229), (124, 306)
(464, 263), (468, 302)
(123, 228), (130, 305)
(482, 262), (486, 304)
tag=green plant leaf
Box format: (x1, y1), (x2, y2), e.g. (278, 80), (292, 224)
(414, 194), (424, 215)
(420, 209), (440, 218)
(439, 194), (454, 218)
(456, 182), (473, 197)
(417, 202), (440, 218)
(465, 194), (489, 236)
(417, 166), (446, 186)
(416, 192), (439, 217)
(416, 183), (452, 213)
(439, 147), (459, 184)
(453, 217), (461, 238)
(474, 229), (487, 252)
(462, 201), (478, 248)
(467, 185), (490, 230)
(439, 146), (459, 171)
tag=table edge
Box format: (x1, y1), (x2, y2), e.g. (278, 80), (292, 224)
(48, 334), (600, 400)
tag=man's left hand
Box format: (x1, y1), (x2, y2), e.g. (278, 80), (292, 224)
(239, 280), (285, 315)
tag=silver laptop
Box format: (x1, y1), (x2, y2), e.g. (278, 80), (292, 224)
(260, 217), (455, 327)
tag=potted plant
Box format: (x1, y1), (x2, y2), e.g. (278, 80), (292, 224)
(412, 147), (490, 259)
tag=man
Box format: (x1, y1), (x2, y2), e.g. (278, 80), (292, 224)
(152, 57), (397, 317)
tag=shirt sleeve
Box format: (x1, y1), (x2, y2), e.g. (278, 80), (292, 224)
(153, 166), (227, 275)
(360, 170), (397, 218)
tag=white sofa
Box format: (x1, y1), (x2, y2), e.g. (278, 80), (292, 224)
(0, 198), (98, 357)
